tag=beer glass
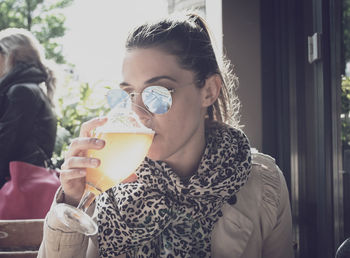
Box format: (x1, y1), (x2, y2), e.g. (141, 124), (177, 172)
(54, 104), (154, 235)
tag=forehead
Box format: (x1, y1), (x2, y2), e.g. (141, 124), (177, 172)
(121, 48), (194, 84)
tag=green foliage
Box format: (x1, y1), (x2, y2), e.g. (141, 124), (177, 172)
(341, 76), (350, 145)
(0, 0), (73, 64)
(52, 75), (112, 168)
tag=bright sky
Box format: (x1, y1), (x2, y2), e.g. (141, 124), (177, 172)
(61, 0), (168, 83)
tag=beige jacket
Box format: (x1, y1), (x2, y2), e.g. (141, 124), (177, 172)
(38, 152), (294, 258)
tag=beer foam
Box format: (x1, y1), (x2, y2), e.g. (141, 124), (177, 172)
(99, 107), (155, 134)
(97, 124), (154, 134)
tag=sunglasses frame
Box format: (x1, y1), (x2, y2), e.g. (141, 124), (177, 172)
(106, 85), (175, 115)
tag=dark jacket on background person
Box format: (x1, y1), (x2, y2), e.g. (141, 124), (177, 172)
(0, 62), (57, 187)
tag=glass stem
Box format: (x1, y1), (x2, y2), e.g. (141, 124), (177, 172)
(76, 190), (96, 213)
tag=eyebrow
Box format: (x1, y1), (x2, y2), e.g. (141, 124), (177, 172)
(120, 75), (177, 86)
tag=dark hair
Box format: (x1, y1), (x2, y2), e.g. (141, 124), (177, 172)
(126, 12), (240, 127)
(0, 28), (56, 106)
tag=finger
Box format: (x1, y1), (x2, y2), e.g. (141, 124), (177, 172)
(58, 168), (86, 180)
(61, 156), (100, 170)
(65, 137), (105, 158)
(80, 117), (108, 137)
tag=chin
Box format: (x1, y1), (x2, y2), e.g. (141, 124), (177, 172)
(146, 145), (167, 161)
(146, 151), (163, 161)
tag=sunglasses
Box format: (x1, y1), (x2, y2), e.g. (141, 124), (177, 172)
(106, 86), (175, 115)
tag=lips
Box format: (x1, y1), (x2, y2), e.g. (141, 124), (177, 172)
(138, 116), (154, 130)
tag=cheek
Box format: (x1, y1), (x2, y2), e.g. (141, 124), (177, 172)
(146, 98), (203, 160)
(164, 90), (203, 134)
(161, 95), (202, 133)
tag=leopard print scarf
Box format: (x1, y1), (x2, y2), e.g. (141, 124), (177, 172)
(96, 122), (251, 257)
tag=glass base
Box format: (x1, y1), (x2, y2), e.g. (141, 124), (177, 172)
(54, 203), (98, 235)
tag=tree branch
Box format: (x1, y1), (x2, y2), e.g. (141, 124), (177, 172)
(25, 0), (32, 31)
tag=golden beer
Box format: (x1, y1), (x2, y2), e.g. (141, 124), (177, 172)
(86, 130), (154, 194)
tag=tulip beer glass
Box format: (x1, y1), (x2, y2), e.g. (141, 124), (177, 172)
(54, 105), (154, 235)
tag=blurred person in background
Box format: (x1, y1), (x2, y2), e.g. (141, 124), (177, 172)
(0, 28), (57, 187)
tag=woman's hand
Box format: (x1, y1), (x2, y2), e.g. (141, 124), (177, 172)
(59, 117), (107, 207)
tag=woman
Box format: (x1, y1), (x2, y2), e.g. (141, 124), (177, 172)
(0, 28), (57, 187)
(39, 13), (293, 257)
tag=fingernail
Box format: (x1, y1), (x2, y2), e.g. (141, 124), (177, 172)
(91, 159), (99, 167)
(95, 139), (104, 147)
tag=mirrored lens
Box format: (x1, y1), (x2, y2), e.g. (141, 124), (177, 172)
(142, 86), (172, 114)
(106, 89), (129, 109)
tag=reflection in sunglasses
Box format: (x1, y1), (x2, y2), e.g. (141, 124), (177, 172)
(107, 86), (174, 115)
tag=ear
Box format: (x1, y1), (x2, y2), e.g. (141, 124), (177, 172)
(201, 74), (222, 107)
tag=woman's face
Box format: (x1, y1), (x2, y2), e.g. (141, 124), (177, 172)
(121, 47), (208, 163)
(0, 53), (6, 78)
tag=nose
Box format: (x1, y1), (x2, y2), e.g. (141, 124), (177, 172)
(131, 93), (146, 110)
(131, 102), (153, 129)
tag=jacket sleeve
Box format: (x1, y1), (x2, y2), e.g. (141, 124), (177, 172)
(37, 187), (97, 258)
(0, 84), (41, 180)
(261, 165), (294, 258)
